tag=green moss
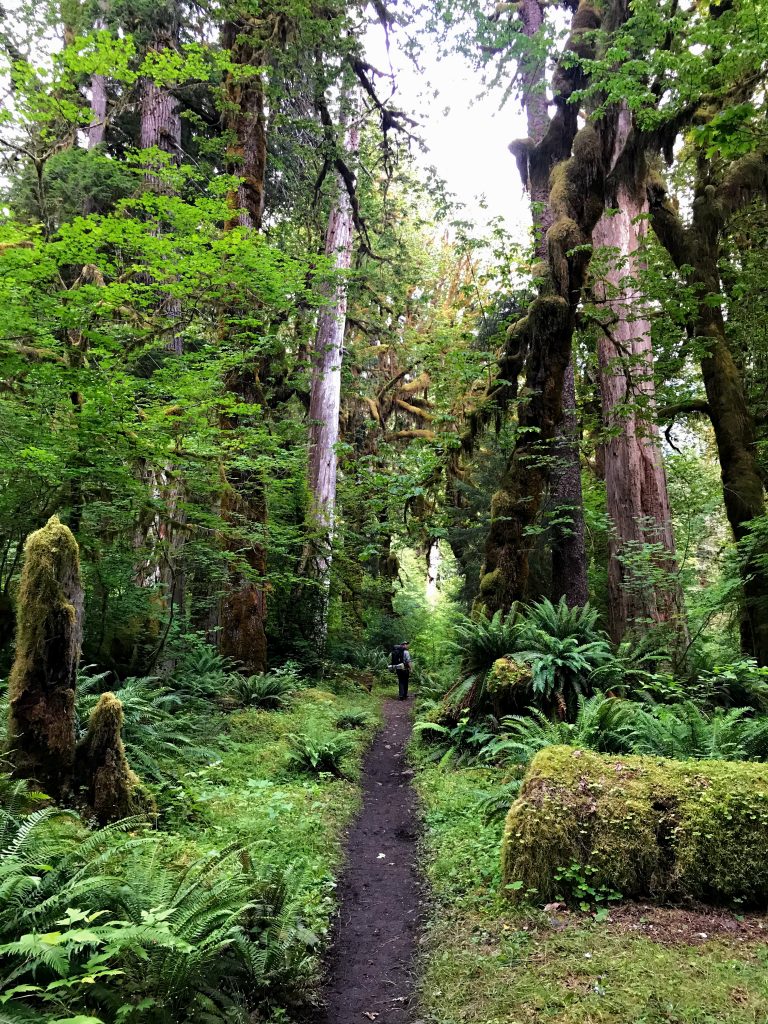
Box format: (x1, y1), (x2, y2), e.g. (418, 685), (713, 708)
(479, 568), (501, 596)
(502, 745), (768, 904)
(7, 515), (83, 796)
(486, 658), (532, 698)
(77, 693), (155, 824)
(416, 752), (768, 1024)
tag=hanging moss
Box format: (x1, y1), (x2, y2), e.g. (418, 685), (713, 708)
(502, 745), (768, 906)
(7, 515), (83, 797)
(76, 693), (155, 824)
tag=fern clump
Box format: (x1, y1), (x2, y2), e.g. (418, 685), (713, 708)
(77, 670), (210, 782)
(615, 701), (768, 761)
(0, 774), (319, 1022)
(285, 730), (353, 777)
(335, 711), (375, 731)
(514, 598), (613, 718)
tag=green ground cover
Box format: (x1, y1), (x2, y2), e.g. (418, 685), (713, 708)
(0, 670), (384, 1022)
(414, 760), (768, 1024)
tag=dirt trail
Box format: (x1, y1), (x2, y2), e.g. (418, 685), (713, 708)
(321, 698), (420, 1024)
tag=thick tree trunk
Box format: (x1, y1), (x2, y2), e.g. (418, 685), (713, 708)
(515, 0), (588, 608)
(305, 114), (358, 644)
(222, 20), (267, 230)
(593, 178), (684, 641)
(139, 30), (183, 354)
(648, 163), (768, 664)
(480, 0), (601, 613)
(213, 21), (273, 673)
(218, 369), (268, 674)
(88, 73), (107, 149)
(551, 358), (589, 606)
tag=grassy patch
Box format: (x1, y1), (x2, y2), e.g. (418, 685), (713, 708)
(414, 759), (768, 1024)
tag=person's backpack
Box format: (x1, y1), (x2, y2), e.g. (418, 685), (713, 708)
(388, 644), (405, 671)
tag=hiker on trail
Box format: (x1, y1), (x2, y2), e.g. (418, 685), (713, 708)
(391, 641), (412, 701)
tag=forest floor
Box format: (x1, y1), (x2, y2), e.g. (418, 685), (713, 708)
(321, 697), (421, 1024)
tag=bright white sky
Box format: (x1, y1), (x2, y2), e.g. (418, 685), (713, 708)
(363, 19), (531, 243)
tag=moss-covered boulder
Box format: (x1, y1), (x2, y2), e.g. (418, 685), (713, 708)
(502, 745), (768, 906)
(77, 693), (155, 824)
(7, 516), (83, 797)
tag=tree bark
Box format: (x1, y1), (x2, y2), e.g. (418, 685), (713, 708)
(305, 110), (359, 645)
(551, 358), (589, 606)
(479, 0), (604, 614)
(648, 158), (768, 664)
(513, 0), (588, 609)
(88, 72), (107, 149)
(592, 160), (684, 641)
(214, 18), (274, 672)
(222, 19), (267, 230)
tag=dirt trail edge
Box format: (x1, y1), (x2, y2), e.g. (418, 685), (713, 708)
(321, 698), (420, 1024)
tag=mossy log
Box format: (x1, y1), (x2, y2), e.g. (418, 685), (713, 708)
(502, 745), (768, 906)
(76, 693), (155, 824)
(7, 516), (83, 797)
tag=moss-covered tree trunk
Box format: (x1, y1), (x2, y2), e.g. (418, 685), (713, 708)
(513, 0), (588, 609)
(218, 368), (268, 675)
(649, 157), (768, 664)
(7, 516), (83, 798)
(479, 0), (613, 612)
(591, 131), (684, 642)
(222, 18), (267, 231)
(214, 20), (272, 673)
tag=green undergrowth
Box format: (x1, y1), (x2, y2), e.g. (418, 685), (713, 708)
(0, 672), (383, 1023)
(165, 684), (381, 933)
(414, 758), (768, 1024)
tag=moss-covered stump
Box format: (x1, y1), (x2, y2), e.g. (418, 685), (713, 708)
(77, 693), (155, 824)
(502, 745), (768, 906)
(486, 657), (532, 716)
(7, 515), (83, 797)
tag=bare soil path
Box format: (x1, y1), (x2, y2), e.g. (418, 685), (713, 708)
(321, 698), (420, 1024)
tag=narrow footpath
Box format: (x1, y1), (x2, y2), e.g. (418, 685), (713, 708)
(321, 698), (420, 1024)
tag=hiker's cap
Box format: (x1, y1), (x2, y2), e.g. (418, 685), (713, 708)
(401, 640), (409, 646)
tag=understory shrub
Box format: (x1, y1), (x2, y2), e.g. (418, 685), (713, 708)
(502, 745), (768, 905)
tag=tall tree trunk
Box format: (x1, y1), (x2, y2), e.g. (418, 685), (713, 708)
(132, 16), (186, 642)
(139, 16), (183, 353)
(515, 0), (588, 608)
(214, 19), (273, 672)
(480, 0), (599, 613)
(305, 111), (359, 646)
(222, 19), (267, 230)
(551, 359), (589, 605)
(592, 166), (684, 641)
(88, 74), (107, 149)
(648, 157), (768, 664)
